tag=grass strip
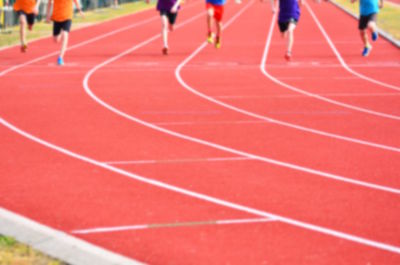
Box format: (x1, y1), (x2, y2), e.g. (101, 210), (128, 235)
(0, 235), (67, 265)
(0, 1), (154, 48)
(331, 0), (400, 40)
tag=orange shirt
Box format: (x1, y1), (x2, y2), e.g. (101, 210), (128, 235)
(51, 0), (73, 22)
(14, 0), (36, 14)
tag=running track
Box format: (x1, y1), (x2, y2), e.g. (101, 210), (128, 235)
(1, 0), (399, 264)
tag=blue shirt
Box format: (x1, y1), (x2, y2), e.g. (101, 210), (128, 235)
(360, 0), (379, 16)
(206, 0), (226, 6)
(278, 0), (300, 22)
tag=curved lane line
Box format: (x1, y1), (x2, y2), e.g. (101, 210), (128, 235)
(2, 0), (400, 255)
(306, 2), (400, 92)
(261, 11), (400, 121)
(83, 1), (400, 195)
(174, 5), (400, 154)
(0, 0), (202, 77)
(2, 116), (400, 254)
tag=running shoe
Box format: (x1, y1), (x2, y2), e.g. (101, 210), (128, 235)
(162, 47), (168, 55)
(372, 31), (378, 41)
(20, 44), (27, 53)
(284, 51), (291, 61)
(215, 36), (221, 49)
(57, 56), (64, 66)
(362, 45), (372, 57)
(207, 32), (214, 44)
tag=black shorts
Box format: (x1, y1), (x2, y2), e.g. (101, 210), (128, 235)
(159, 10), (178, 25)
(17, 10), (35, 26)
(278, 18), (298, 33)
(358, 13), (377, 30)
(53, 20), (72, 36)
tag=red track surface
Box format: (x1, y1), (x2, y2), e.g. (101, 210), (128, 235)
(1, 0), (399, 264)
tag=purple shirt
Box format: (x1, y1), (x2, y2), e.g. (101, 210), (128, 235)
(157, 0), (179, 11)
(278, 0), (300, 22)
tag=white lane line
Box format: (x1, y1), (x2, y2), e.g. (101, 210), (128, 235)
(0, 15), (156, 76)
(305, 2), (400, 92)
(2, 116), (400, 254)
(0, 2), (157, 52)
(2, 1), (399, 258)
(261, 12), (400, 121)
(88, 81), (400, 194)
(214, 92), (400, 99)
(0, 0), (202, 77)
(154, 120), (267, 125)
(84, 1), (400, 194)
(327, 0), (400, 48)
(84, 2), (400, 192)
(173, 8), (400, 152)
(105, 156), (250, 165)
(71, 217), (277, 234)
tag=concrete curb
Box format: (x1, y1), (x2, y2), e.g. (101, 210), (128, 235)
(0, 207), (144, 265)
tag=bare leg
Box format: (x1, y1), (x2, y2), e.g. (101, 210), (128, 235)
(207, 8), (213, 35)
(206, 8), (215, 44)
(360, 29), (369, 47)
(286, 22), (296, 54)
(368, 20), (378, 41)
(160, 15), (169, 54)
(59, 31), (69, 59)
(19, 14), (27, 49)
(216, 21), (222, 39)
(54, 34), (62, 43)
(215, 20), (222, 48)
(368, 20), (378, 33)
(161, 15), (169, 50)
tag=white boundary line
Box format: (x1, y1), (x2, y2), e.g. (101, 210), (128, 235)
(2, 111), (400, 255)
(71, 217), (277, 234)
(104, 156), (250, 165)
(0, 207), (144, 265)
(0, 0), (202, 76)
(2, 0), (400, 258)
(173, 6), (400, 153)
(0, 3), (156, 52)
(83, 1), (400, 194)
(305, 2), (400, 91)
(0, 15), (157, 76)
(260, 9), (400, 121)
(214, 92), (400, 99)
(172, 7), (400, 151)
(0, 3), (202, 264)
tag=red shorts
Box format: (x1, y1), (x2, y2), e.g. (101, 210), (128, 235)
(206, 3), (224, 22)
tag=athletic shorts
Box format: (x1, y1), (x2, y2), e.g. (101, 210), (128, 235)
(17, 10), (35, 26)
(359, 13), (377, 30)
(53, 20), (72, 36)
(278, 18), (298, 33)
(159, 10), (178, 25)
(206, 3), (224, 22)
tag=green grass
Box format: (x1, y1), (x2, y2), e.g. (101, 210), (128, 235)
(0, 235), (67, 265)
(0, 1), (155, 48)
(332, 0), (400, 39)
